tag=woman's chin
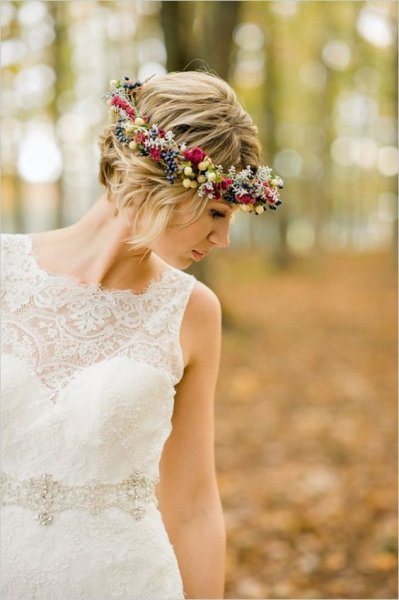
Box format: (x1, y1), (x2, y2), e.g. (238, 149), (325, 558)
(174, 255), (193, 270)
(155, 251), (192, 270)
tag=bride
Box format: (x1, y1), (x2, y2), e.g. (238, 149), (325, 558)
(1, 71), (282, 599)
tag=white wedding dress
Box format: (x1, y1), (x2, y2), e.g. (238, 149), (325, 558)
(1, 232), (197, 600)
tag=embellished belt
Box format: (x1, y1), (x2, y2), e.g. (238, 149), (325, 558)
(0, 471), (158, 526)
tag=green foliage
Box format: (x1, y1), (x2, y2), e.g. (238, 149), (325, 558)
(1, 0), (397, 256)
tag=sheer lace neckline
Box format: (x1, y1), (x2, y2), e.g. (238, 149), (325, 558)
(24, 233), (177, 299)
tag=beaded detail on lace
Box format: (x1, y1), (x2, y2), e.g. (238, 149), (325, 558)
(1, 233), (196, 400)
(1, 471), (158, 526)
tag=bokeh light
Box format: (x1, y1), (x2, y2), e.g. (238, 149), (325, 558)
(322, 40), (352, 71)
(357, 6), (395, 48)
(17, 123), (62, 183)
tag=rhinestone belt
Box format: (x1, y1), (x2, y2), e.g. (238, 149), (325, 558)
(0, 471), (158, 526)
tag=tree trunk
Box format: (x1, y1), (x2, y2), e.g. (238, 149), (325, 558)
(200, 1), (241, 79)
(161, 1), (193, 72)
(263, 5), (291, 269)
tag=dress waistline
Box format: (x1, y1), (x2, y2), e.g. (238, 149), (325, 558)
(0, 471), (158, 526)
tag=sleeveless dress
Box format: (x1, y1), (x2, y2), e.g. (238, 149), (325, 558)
(0, 232), (197, 600)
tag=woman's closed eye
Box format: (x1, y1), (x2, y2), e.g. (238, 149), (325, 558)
(209, 209), (226, 220)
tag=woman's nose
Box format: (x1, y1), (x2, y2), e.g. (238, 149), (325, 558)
(208, 222), (231, 248)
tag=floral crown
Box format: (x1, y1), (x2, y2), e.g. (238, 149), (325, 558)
(104, 76), (283, 214)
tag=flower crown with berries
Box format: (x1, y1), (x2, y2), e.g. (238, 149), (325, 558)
(104, 76), (284, 214)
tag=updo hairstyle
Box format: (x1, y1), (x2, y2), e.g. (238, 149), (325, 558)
(98, 70), (261, 250)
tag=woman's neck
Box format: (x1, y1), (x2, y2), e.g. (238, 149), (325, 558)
(31, 194), (163, 291)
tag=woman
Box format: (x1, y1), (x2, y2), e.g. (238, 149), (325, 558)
(1, 71), (283, 599)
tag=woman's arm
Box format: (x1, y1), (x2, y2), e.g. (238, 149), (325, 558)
(157, 282), (226, 599)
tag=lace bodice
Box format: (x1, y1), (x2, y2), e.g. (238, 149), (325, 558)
(1, 232), (195, 599)
(1, 233), (195, 396)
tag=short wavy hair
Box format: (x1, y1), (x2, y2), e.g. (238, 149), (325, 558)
(98, 70), (261, 250)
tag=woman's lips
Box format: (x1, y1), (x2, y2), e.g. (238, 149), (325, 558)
(192, 249), (207, 261)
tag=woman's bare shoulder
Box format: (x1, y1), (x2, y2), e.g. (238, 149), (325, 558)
(180, 280), (222, 368)
(186, 280), (221, 321)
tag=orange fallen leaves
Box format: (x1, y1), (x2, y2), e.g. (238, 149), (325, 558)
(212, 250), (397, 599)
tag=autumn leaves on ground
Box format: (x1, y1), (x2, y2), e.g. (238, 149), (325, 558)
(211, 249), (397, 599)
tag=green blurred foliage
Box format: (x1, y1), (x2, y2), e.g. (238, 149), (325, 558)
(1, 0), (397, 259)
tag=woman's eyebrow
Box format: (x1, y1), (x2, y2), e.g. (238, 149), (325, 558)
(211, 200), (234, 210)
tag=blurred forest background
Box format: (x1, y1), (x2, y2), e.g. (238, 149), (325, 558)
(1, 1), (397, 598)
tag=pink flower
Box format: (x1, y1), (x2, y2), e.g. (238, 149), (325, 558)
(134, 131), (148, 144)
(111, 96), (136, 120)
(221, 177), (233, 190)
(208, 182), (222, 199)
(149, 147), (162, 161)
(238, 193), (256, 204)
(266, 189), (279, 205)
(202, 182), (220, 199)
(183, 147), (207, 166)
(212, 185), (222, 200)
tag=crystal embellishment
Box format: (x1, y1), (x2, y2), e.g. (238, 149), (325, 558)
(0, 471), (158, 525)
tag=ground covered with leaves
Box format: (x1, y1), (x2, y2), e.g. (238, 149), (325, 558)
(210, 249), (397, 599)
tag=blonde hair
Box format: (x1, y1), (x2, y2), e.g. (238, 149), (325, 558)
(98, 70), (261, 250)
